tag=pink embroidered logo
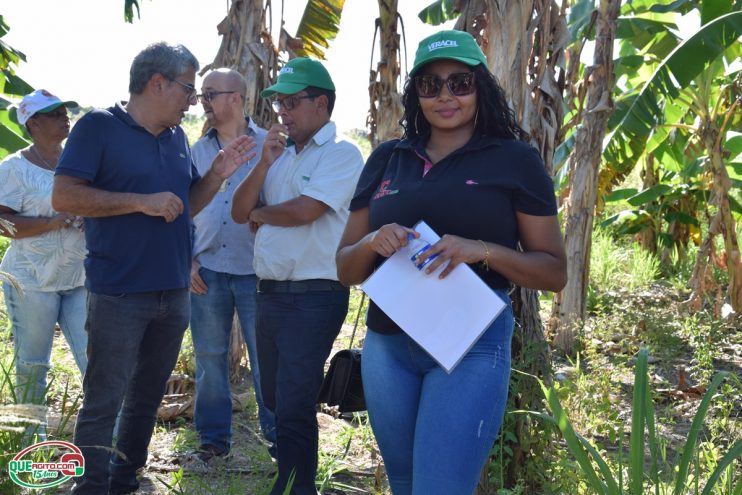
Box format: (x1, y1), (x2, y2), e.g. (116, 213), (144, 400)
(373, 179), (399, 200)
(465, 180), (479, 185)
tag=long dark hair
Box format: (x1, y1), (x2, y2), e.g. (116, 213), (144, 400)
(400, 63), (526, 141)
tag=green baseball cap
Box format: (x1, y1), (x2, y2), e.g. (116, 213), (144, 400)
(410, 30), (488, 76)
(261, 57), (335, 97)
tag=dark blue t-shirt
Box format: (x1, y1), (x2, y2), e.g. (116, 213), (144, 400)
(56, 103), (200, 295)
(351, 134), (557, 334)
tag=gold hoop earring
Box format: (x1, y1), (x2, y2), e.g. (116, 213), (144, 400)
(474, 109), (479, 130)
(415, 111), (421, 135)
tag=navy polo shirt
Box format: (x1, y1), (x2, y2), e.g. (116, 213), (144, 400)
(56, 103), (200, 295)
(351, 134), (557, 334)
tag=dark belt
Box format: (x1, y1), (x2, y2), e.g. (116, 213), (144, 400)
(257, 278), (346, 294)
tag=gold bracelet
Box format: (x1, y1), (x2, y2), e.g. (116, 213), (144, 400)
(478, 240), (490, 271)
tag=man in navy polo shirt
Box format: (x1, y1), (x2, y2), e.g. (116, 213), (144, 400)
(52, 42), (256, 495)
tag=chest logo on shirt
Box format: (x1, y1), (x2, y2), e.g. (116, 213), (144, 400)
(373, 179), (399, 200)
(465, 179), (479, 185)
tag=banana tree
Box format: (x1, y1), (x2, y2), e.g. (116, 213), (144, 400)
(598, 8), (742, 312)
(600, 9), (742, 191)
(200, 0), (278, 129)
(367, 0), (404, 147)
(671, 61), (740, 311)
(551, 3), (742, 345)
(550, 0), (688, 345)
(551, 0), (621, 353)
(201, 0), (345, 130)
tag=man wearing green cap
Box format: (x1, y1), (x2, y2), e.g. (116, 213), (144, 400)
(232, 57), (364, 495)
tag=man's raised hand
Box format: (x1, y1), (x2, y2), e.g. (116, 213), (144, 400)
(214, 134), (257, 180)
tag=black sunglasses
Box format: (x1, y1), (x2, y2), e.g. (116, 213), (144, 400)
(414, 72), (476, 98)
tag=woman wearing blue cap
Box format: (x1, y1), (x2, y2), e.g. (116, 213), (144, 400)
(0, 89), (87, 438)
(337, 30), (567, 494)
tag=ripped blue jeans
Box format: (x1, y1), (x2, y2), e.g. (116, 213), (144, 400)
(362, 290), (513, 495)
(3, 282), (88, 405)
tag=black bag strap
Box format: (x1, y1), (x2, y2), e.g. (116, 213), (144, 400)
(347, 292), (367, 349)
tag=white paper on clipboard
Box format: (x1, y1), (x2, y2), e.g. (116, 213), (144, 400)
(361, 221), (506, 373)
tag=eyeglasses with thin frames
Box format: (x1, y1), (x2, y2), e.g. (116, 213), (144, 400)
(414, 72), (476, 98)
(170, 79), (198, 100)
(271, 94), (316, 113)
(197, 90), (239, 103)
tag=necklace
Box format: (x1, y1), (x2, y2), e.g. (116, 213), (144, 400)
(30, 145), (57, 170)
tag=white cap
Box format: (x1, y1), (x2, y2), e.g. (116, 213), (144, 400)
(16, 89), (78, 126)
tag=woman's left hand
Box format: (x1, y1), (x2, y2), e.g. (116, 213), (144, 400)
(417, 235), (487, 279)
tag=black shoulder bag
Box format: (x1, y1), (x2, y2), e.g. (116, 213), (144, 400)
(317, 293), (367, 413)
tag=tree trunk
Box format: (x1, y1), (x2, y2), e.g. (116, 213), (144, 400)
(368, 0), (403, 147)
(452, 0), (534, 129)
(551, 0), (620, 354)
(688, 212), (723, 311)
(689, 114), (742, 312)
(205, 0), (279, 129)
(640, 154), (658, 255)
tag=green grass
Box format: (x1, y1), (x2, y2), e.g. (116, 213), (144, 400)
(589, 228), (661, 293)
(525, 349), (742, 495)
(498, 218), (741, 492)
(158, 467), (279, 495)
(587, 228), (662, 315)
(0, 358), (48, 494)
(0, 237), (9, 259)
(344, 286), (366, 327)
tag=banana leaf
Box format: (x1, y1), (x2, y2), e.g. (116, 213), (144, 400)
(603, 11), (742, 184)
(293, 0), (345, 60)
(418, 0), (458, 26)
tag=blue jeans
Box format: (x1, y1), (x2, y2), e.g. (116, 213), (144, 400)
(362, 291), (514, 495)
(190, 269), (275, 452)
(3, 283), (88, 406)
(257, 288), (349, 495)
(71, 289), (189, 495)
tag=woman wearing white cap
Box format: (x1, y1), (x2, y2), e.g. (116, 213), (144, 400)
(337, 30), (566, 494)
(0, 89), (87, 438)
